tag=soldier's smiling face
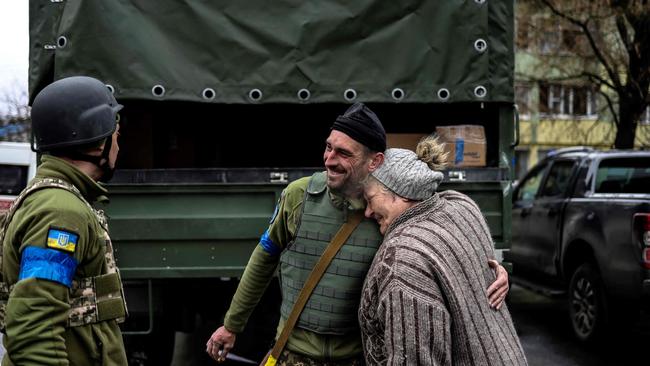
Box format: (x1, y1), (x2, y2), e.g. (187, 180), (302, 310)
(323, 130), (372, 198)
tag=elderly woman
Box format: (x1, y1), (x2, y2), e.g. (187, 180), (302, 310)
(358, 137), (527, 366)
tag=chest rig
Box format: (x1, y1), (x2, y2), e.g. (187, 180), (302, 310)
(0, 178), (127, 330)
(279, 172), (382, 335)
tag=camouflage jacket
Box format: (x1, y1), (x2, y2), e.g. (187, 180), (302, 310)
(1, 155), (127, 366)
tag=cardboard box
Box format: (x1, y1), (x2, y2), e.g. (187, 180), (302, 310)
(386, 133), (429, 152)
(435, 125), (486, 167)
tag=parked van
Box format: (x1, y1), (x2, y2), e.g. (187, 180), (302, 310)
(0, 142), (37, 214)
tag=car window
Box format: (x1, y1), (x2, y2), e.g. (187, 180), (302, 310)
(517, 164), (546, 202)
(595, 157), (650, 194)
(0, 165), (28, 195)
(540, 161), (575, 197)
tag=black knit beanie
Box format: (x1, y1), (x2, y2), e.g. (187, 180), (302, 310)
(332, 102), (386, 152)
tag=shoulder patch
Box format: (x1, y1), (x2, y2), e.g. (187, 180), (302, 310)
(306, 171), (327, 195)
(46, 227), (79, 253)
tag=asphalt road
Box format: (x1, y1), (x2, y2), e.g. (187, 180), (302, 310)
(508, 284), (649, 366)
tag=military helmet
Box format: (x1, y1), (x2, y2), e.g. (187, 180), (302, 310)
(31, 76), (123, 152)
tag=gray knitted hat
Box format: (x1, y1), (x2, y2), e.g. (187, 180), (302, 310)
(371, 148), (444, 200)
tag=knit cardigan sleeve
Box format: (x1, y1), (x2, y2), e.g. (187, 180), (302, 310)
(378, 268), (452, 365)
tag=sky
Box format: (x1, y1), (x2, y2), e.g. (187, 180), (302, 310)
(0, 2), (29, 117)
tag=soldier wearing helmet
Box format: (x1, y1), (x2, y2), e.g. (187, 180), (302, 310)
(0, 76), (128, 365)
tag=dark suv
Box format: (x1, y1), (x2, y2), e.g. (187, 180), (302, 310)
(506, 147), (650, 341)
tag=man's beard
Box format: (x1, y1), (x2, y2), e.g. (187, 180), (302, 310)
(98, 162), (116, 183)
(330, 177), (363, 199)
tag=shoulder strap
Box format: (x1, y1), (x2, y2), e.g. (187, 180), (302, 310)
(264, 211), (364, 366)
(0, 178), (89, 274)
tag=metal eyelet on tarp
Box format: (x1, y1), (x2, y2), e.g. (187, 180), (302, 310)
(248, 89), (263, 102)
(106, 85), (115, 94)
(474, 39), (487, 53)
(474, 85), (487, 99)
(57, 36), (67, 48)
(202, 88), (216, 100)
(297, 89), (311, 102)
(391, 88), (405, 101)
(437, 88), (450, 101)
(344, 89), (357, 102)
(151, 85), (166, 98)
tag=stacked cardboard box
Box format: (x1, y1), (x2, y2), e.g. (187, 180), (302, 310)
(435, 125), (486, 167)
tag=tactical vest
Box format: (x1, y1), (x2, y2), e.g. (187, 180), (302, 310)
(0, 178), (128, 331)
(279, 172), (382, 335)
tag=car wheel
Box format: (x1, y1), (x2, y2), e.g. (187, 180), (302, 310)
(568, 262), (607, 342)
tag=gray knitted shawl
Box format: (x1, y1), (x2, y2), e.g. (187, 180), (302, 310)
(358, 190), (527, 366)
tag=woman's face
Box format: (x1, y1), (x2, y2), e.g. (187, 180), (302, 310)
(363, 180), (413, 235)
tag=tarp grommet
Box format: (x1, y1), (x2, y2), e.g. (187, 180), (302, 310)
(297, 89), (311, 101)
(152, 85), (166, 98)
(106, 85), (115, 94)
(474, 85), (487, 99)
(344, 89), (357, 102)
(437, 88), (450, 101)
(474, 39), (487, 53)
(248, 89), (263, 102)
(57, 36), (67, 48)
(391, 88), (405, 101)
(202, 88), (216, 100)
(474, 0), (486, 4)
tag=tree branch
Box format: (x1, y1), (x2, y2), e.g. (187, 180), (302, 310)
(582, 71), (616, 90)
(615, 14), (634, 57)
(538, 0), (623, 90)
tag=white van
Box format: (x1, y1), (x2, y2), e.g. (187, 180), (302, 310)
(0, 142), (37, 214)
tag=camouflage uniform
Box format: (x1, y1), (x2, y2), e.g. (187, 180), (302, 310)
(276, 350), (364, 366)
(225, 173), (379, 363)
(0, 155), (127, 365)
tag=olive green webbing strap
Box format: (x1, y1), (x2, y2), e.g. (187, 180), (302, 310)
(264, 211), (364, 366)
(94, 272), (126, 321)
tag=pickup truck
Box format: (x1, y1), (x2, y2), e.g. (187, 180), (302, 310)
(506, 147), (650, 342)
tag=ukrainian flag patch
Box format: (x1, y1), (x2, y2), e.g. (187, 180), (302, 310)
(46, 228), (79, 253)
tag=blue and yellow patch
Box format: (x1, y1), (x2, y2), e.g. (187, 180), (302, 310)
(46, 228), (79, 253)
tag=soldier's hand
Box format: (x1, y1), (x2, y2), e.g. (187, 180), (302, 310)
(206, 326), (236, 363)
(487, 259), (509, 310)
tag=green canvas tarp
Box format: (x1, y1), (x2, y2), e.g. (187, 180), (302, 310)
(29, 0), (513, 104)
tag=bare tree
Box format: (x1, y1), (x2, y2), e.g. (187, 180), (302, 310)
(0, 79), (31, 142)
(519, 0), (649, 149)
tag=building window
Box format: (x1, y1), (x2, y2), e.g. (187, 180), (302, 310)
(538, 19), (561, 54)
(516, 17), (531, 51)
(641, 106), (650, 125)
(539, 83), (597, 118)
(515, 84), (532, 118)
(536, 18), (588, 55)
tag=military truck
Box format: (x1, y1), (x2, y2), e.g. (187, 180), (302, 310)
(29, 1), (516, 364)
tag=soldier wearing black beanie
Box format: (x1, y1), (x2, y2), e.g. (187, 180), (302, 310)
(332, 102), (386, 152)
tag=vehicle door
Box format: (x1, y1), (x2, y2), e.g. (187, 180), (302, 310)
(510, 161), (548, 272)
(527, 159), (577, 277)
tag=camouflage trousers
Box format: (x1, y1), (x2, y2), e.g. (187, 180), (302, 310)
(275, 349), (365, 366)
